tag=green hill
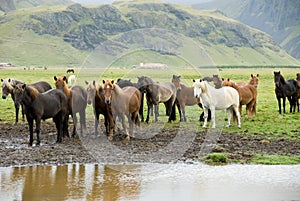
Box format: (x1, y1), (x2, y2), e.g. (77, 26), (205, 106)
(0, 0), (299, 67)
(193, 0), (300, 61)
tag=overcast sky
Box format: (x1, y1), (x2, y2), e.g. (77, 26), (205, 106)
(72, 0), (212, 5)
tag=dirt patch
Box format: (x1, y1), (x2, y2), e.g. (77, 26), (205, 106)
(0, 120), (299, 167)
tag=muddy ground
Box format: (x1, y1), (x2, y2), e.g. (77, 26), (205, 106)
(0, 120), (300, 167)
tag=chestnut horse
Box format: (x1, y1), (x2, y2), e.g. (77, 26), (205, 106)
(102, 79), (141, 140)
(222, 78), (257, 119)
(85, 80), (114, 136)
(238, 74), (259, 89)
(54, 76), (87, 137)
(13, 84), (68, 146)
(1, 78), (52, 124)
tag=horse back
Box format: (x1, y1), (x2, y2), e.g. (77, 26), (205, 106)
(122, 86), (141, 112)
(30, 81), (52, 93)
(178, 84), (198, 105)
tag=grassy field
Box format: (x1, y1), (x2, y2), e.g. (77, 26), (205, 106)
(1, 66), (300, 165)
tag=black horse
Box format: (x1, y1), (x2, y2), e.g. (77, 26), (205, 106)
(1, 78), (52, 124)
(274, 71), (298, 114)
(13, 83), (68, 146)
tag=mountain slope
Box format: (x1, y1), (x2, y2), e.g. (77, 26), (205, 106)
(193, 0), (300, 60)
(0, 1), (299, 67)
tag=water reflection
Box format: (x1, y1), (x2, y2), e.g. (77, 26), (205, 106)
(0, 164), (141, 201)
(1, 164), (300, 201)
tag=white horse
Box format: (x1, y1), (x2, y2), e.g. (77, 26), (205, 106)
(67, 75), (76, 86)
(193, 79), (241, 128)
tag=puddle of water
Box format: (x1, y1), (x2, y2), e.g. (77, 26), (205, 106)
(0, 163), (299, 201)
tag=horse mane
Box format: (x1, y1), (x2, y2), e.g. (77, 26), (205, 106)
(2, 78), (19, 91)
(26, 85), (39, 100)
(55, 76), (71, 97)
(113, 82), (124, 95)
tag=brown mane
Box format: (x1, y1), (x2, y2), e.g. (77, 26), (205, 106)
(27, 85), (40, 100)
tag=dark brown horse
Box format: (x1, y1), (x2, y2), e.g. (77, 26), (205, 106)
(172, 75), (211, 122)
(1, 78), (52, 124)
(137, 76), (177, 123)
(13, 84), (68, 146)
(273, 71), (298, 114)
(103, 79), (141, 140)
(85, 80), (114, 136)
(222, 78), (257, 119)
(54, 76), (87, 137)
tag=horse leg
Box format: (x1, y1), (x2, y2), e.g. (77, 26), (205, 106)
(63, 114), (70, 138)
(27, 117), (34, 146)
(139, 92), (144, 122)
(283, 96), (286, 113)
(80, 110), (87, 134)
(226, 108), (231, 128)
(121, 114), (130, 140)
(234, 106), (241, 128)
(53, 116), (62, 143)
(182, 104), (187, 122)
(154, 104), (159, 122)
(210, 107), (216, 128)
(277, 96), (282, 114)
(14, 102), (19, 125)
(95, 113), (99, 135)
(21, 103), (25, 123)
(176, 100), (182, 122)
(35, 118), (41, 146)
(72, 114), (78, 138)
(168, 103), (176, 122)
(202, 107), (209, 128)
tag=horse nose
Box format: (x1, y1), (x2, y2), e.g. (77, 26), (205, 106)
(87, 100), (91, 105)
(2, 95), (6, 99)
(105, 99), (111, 104)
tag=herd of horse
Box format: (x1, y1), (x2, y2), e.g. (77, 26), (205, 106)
(1, 71), (299, 146)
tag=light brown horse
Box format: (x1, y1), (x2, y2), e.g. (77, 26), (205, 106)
(85, 80), (114, 136)
(172, 75), (203, 122)
(222, 78), (257, 119)
(54, 76), (87, 137)
(102, 79), (142, 140)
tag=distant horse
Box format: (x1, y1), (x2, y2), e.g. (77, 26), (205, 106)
(116, 78), (146, 122)
(172, 75), (211, 122)
(193, 79), (241, 128)
(54, 76), (87, 137)
(67, 75), (76, 86)
(13, 84), (68, 146)
(85, 80), (114, 136)
(222, 78), (257, 119)
(237, 74), (259, 88)
(103, 79), (142, 140)
(137, 76), (177, 123)
(1, 78), (52, 124)
(273, 71), (298, 114)
(66, 68), (74, 74)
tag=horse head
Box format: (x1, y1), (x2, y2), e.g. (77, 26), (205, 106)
(54, 76), (68, 90)
(172, 75), (182, 91)
(222, 78), (235, 87)
(12, 83), (27, 105)
(1, 78), (14, 99)
(192, 79), (204, 98)
(85, 80), (96, 105)
(137, 76), (153, 92)
(274, 71), (284, 88)
(250, 74), (259, 88)
(102, 79), (115, 105)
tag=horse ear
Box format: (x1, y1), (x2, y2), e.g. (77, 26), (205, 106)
(227, 78), (230, 81)
(117, 78), (121, 82)
(1, 79), (3, 82)
(8, 78), (11, 82)
(22, 84), (26, 89)
(54, 76), (57, 81)
(222, 78), (224, 81)
(257, 74), (259, 77)
(93, 80), (96, 86)
(63, 76), (67, 81)
(179, 75), (181, 78)
(193, 79), (195, 82)
(111, 80), (114, 84)
(102, 80), (105, 84)
(84, 80), (88, 85)
(251, 74), (253, 77)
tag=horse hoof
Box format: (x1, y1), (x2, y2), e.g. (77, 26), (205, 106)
(108, 136), (113, 141)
